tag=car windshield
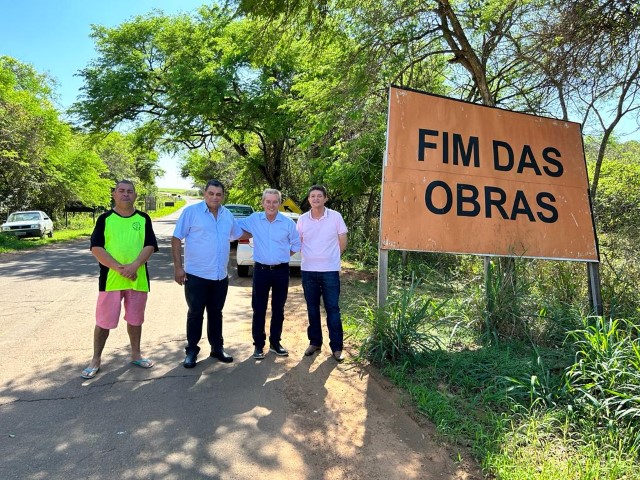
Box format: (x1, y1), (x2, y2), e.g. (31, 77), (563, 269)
(227, 205), (253, 216)
(8, 212), (40, 222)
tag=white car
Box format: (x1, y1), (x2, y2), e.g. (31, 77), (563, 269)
(236, 212), (301, 277)
(226, 204), (255, 247)
(225, 204), (255, 219)
(1, 210), (54, 239)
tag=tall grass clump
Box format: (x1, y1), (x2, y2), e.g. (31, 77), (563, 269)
(479, 257), (531, 343)
(355, 277), (447, 365)
(501, 347), (571, 411)
(566, 316), (640, 454)
(470, 257), (589, 348)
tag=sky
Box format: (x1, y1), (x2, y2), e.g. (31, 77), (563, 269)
(0, 0), (208, 189)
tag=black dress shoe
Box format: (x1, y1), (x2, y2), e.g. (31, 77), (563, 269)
(211, 349), (234, 363)
(184, 352), (197, 368)
(269, 343), (289, 356)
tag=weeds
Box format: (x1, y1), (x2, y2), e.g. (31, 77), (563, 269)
(566, 316), (640, 453)
(355, 277), (447, 365)
(342, 244), (640, 478)
(501, 346), (572, 411)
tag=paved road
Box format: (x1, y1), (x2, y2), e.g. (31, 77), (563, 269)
(0, 205), (480, 480)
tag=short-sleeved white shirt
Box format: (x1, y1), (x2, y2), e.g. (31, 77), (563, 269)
(296, 208), (348, 272)
(238, 212), (301, 265)
(172, 202), (243, 280)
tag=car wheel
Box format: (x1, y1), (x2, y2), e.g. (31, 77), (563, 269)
(237, 265), (250, 277)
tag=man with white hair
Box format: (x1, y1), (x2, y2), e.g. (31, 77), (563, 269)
(239, 188), (301, 360)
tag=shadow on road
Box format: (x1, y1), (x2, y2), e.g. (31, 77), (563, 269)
(0, 339), (343, 479)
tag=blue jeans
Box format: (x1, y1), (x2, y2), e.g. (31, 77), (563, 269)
(301, 271), (343, 352)
(184, 274), (228, 355)
(252, 265), (290, 349)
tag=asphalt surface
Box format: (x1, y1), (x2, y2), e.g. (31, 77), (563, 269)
(0, 204), (481, 480)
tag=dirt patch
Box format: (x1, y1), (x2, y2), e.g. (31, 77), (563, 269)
(341, 268), (377, 283)
(283, 281), (484, 479)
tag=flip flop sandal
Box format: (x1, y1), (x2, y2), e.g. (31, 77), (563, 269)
(81, 367), (100, 379)
(130, 358), (154, 368)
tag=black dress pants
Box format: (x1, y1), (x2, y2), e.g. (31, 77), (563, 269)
(251, 264), (289, 349)
(184, 273), (229, 355)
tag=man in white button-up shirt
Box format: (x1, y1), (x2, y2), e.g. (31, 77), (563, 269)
(238, 189), (301, 360)
(171, 180), (244, 368)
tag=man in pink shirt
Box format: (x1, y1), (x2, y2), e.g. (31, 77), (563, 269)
(296, 185), (348, 361)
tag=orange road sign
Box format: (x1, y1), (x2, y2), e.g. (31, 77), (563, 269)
(380, 87), (598, 261)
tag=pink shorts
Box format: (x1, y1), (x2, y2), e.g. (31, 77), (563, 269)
(95, 290), (148, 329)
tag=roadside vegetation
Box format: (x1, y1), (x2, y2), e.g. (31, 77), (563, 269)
(342, 262), (640, 479)
(0, 194), (186, 254)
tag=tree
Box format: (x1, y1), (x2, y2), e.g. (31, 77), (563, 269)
(91, 132), (160, 197)
(1, 57), (61, 213)
(585, 138), (640, 235)
(72, 6), (309, 194)
(37, 136), (112, 215)
(233, 1), (587, 333)
(526, 0), (640, 200)
(0, 56), (132, 218)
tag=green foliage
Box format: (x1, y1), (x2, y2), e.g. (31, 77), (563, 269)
(71, 4), (457, 251)
(355, 278), (447, 365)
(54, 139), (112, 208)
(73, 7), (310, 194)
(527, 261), (588, 346)
(481, 258), (527, 343)
(502, 347), (570, 410)
(91, 132), (160, 198)
(55, 212), (96, 231)
(181, 145), (267, 205)
(147, 199), (186, 219)
(350, 302), (640, 476)
(0, 56), (162, 219)
(342, 237), (640, 477)
(598, 235), (640, 320)
(0, 56), (70, 217)
(566, 316), (640, 452)
(589, 149), (640, 236)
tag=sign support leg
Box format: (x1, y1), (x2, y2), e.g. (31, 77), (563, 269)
(587, 262), (603, 316)
(378, 249), (388, 308)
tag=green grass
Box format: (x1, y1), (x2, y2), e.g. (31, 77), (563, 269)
(158, 187), (188, 194)
(159, 187), (200, 196)
(340, 254), (640, 480)
(148, 199), (185, 218)
(0, 200), (185, 255)
(355, 321), (640, 478)
(0, 229), (92, 253)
